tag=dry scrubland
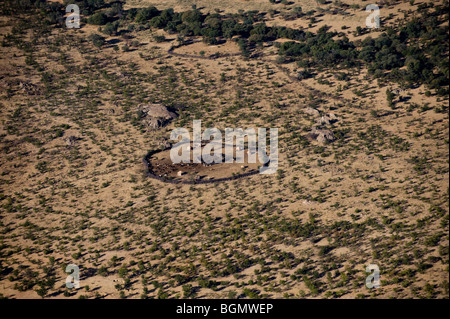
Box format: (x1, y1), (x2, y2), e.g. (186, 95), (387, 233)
(0, 0), (448, 299)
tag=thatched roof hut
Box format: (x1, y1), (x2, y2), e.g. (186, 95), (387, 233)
(307, 127), (335, 144)
(137, 103), (177, 129)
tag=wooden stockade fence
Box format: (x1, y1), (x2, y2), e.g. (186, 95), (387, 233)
(142, 149), (264, 185)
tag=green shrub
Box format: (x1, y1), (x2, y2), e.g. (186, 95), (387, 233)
(88, 12), (107, 25)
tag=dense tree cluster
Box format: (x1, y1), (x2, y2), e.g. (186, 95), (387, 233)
(120, 3), (448, 94)
(355, 4), (449, 95)
(3, 0), (448, 95)
(278, 26), (358, 68)
(63, 0), (107, 16)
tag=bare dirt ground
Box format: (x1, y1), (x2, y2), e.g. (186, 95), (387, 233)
(148, 144), (262, 181)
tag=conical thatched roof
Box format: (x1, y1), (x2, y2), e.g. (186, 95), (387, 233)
(305, 107), (320, 117)
(138, 103), (177, 119)
(315, 113), (338, 125)
(307, 127), (335, 144)
(137, 103), (177, 129)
